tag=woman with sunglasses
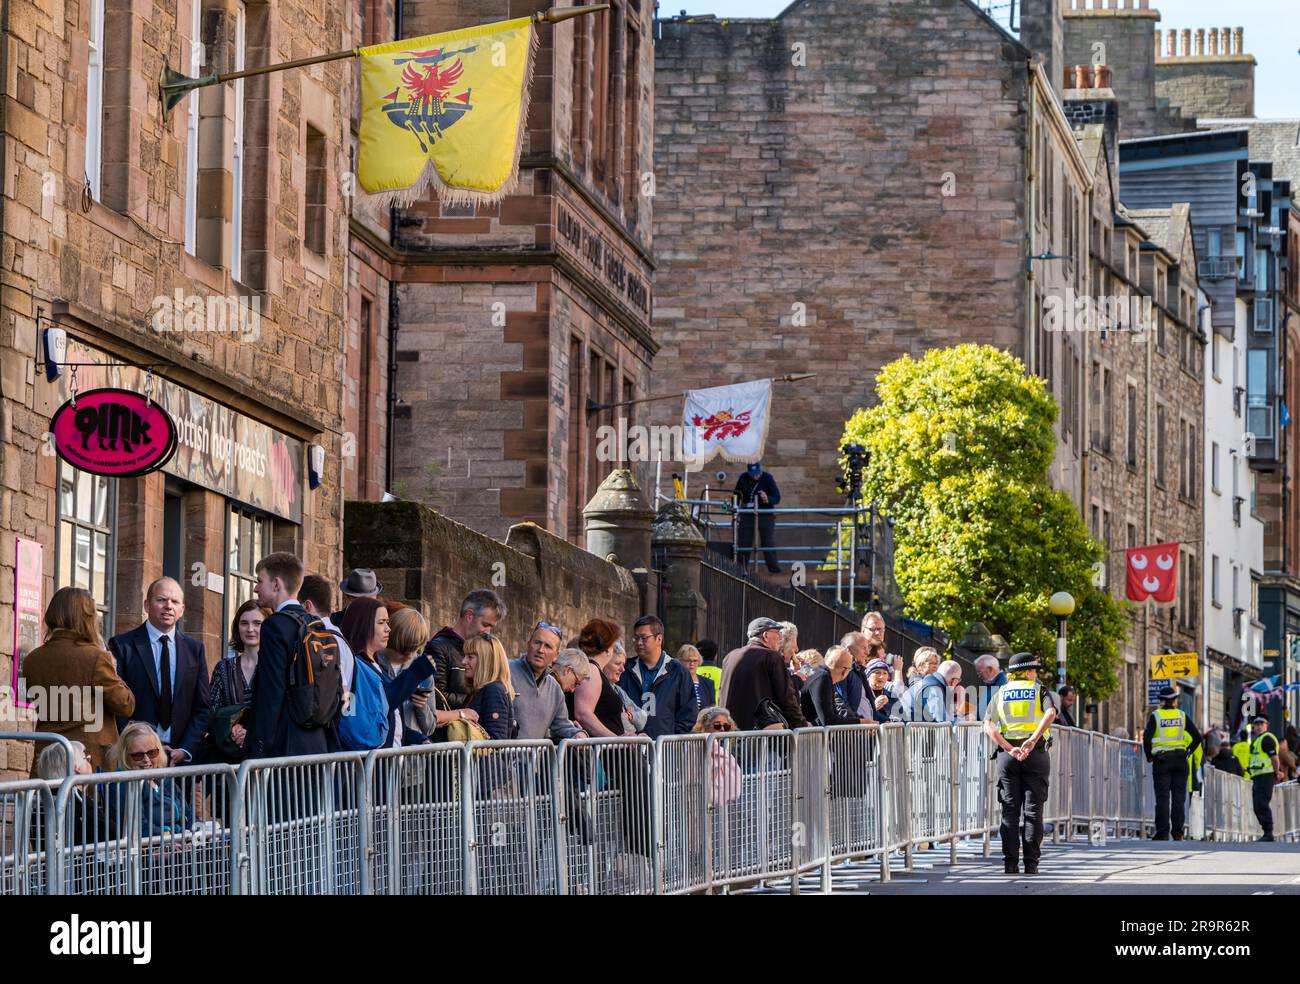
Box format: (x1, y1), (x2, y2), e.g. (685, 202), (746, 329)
(105, 721), (195, 838)
(692, 706), (742, 806)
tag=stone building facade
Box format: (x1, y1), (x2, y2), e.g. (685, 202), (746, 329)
(1049, 76), (1206, 732)
(349, 0), (657, 543)
(651, 0), (1040, 526)
(0, 0), (353, 777)
(1033, 0), (1255, 139)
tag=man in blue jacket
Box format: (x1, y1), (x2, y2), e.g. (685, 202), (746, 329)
(620, 615), (696, 737)
(898, 660), (963, 723)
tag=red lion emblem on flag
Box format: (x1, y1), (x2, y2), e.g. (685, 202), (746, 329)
(693, 409), (753, 441)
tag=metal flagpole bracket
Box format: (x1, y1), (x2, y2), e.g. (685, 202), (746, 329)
(161, 62), (219, 116)
(535, 4), (610, 23)
(161, 6), (610, 119)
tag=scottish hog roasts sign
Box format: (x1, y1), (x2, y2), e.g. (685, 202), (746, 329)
(50, 388), (178, 477)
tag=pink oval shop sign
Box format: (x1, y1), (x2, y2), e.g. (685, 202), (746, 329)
(51, 388), (178, 477)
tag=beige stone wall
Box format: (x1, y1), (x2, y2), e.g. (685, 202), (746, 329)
(1, 0), (352, 778)
(651, 0), (1031, 516)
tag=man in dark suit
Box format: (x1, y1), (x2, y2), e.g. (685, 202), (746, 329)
(109, 577), (211, 765)
(246, 551), (337, 759)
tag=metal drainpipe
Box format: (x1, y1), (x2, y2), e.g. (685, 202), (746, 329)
(1025, 63), (1037, 410)
(384, 0), (405, 494)
(1144, 252), (1153, 732)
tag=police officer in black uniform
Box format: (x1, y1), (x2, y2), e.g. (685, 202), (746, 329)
(1142, 683), (1201, 841)
(984, 652), (1058, 875)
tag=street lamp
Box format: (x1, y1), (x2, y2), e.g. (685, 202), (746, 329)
(1049, 591), (1076, 689)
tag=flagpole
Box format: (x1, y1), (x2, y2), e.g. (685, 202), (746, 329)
(160, 4), (610, 115)
(585, 372), (817, 417)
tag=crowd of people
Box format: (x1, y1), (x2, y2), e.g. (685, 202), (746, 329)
(17, 556), (1035, 798)
(19, 555), (1299, 824)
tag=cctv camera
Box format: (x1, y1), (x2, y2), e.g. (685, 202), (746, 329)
(715, 470), (727, 482)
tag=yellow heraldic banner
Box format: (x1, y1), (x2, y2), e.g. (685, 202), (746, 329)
(358, 16), (536, 206)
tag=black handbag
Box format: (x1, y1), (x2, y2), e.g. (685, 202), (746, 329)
(754, 698), (789, 730)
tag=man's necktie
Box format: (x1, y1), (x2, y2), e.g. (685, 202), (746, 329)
(159, 635), (173, 731)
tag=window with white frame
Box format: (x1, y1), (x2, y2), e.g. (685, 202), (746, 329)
(85, 0), (105, 200)
(184, 0), (202, 255)
(57, 463), (116, 640)
(231, 1), (246, 282)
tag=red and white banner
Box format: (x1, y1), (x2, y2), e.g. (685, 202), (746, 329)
(1126, 542), (1179, 603)
(681, 379), (772, 466)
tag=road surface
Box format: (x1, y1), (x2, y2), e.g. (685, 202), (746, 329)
(744, 839), (1300, 895)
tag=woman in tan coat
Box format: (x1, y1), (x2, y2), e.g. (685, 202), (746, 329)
(21, 586), (135, 775)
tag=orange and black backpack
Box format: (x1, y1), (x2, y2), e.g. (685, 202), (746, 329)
(282, 609), (344, 729)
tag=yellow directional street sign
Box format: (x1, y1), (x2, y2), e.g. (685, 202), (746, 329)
(1149, 652), (1199, 679)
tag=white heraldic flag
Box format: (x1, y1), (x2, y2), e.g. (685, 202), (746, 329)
(681, 379), (772, 466)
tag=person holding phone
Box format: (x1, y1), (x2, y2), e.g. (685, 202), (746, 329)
(378, 607), (441, 744)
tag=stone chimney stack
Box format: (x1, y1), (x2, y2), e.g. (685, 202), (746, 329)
(1021, 0), (1067, 97)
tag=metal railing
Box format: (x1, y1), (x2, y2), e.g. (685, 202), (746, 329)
(3, 725), (1295, 895)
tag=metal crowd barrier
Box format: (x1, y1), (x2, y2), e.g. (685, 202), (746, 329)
(0, 722), (1200, 896)
(1202, 770), (1300, 843)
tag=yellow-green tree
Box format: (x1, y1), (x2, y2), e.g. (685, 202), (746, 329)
(841, 344), (1128, 701)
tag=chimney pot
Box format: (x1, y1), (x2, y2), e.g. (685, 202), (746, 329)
(1096, 64), (1111, 88)
(1222, 28), (1231, 55)
(1195, 29), (1205, 56)
(1234, 27), (1244, 55)
(1208, 28), (1219, 55)
(1154, 31), (1162, 58)
(1075, 64), (1090, 89)
(1166, 29), (1177, 57)
(1181, 29), (1192, 57)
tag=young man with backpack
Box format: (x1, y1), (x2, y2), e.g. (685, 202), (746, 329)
(246, 552), (343, 760)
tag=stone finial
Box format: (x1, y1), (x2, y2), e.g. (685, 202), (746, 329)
(1234, 27), (1243, 55)
(1075, 64), (1090, 89)
(583, 468), (655, 569)
(1195, 29), (1205, 56)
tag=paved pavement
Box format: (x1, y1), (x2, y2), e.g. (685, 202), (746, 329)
(745, 838), (1300, 895)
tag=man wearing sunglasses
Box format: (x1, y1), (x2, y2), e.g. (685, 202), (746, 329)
(508, 621), (585, 741)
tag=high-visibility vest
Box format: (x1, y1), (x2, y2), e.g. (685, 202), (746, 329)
(995, 682), (1050, 741)
(1247, 732), (1278, 778)
(1233, 740), (1251, 773)
(1186, 731), (1203, 792)
(1150, 708), (1187, 753)
(697, 664), (722, 700)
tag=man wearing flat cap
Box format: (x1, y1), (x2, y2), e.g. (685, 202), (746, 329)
(719, 617), (808, 731)
(984, 652), (1057, 875)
